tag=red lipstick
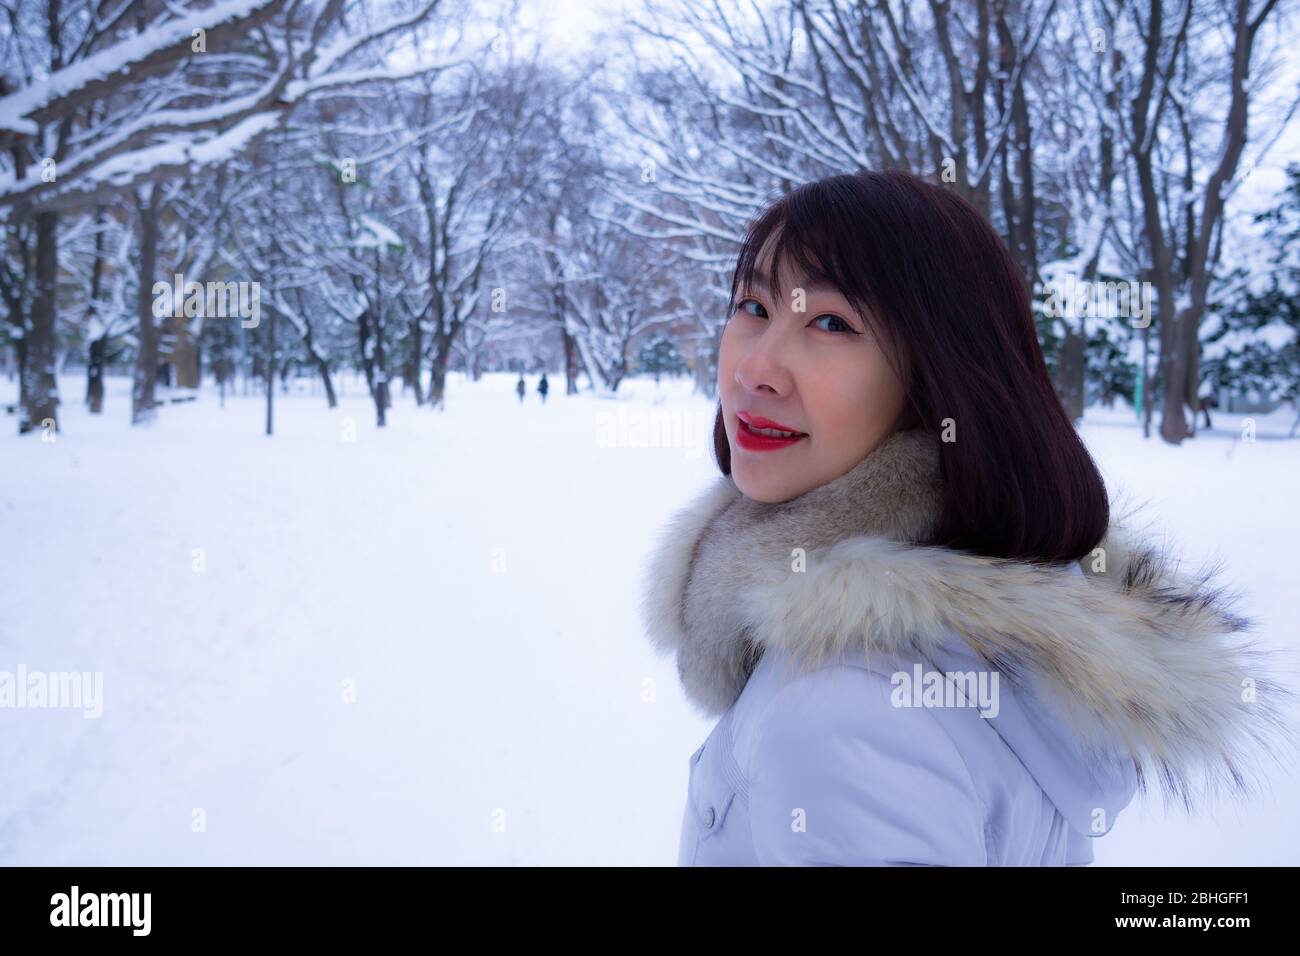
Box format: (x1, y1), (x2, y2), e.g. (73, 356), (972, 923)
(735, 410), (807, 452)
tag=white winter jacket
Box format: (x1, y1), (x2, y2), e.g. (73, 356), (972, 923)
(641, 427), (1293, 866)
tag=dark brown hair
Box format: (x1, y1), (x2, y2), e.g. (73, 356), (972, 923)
(713, 170), (1109, 565)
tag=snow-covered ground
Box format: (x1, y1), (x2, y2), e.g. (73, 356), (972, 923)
(1, 371), (1297, 864)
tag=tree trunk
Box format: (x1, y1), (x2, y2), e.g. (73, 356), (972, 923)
(408, 309), (424, 405)
(1056, 331), (1086, 423)
(313, 353), (336, 408)
(428, 348), (449, 410)
(1158, 309), (1191, 444)
(167, 309), (200, 388)
(86, 334), (107, 414)
(1009, 79), (1038, 287)
(19, 210), (60, 434)
(83, 206), (108, 414)
(1181, 302), (1202, 435)
(265, 300), (275, 436)
(132, 186), (161, 425)
(373, 354), (388, 427)
(563, 327), (580, 395)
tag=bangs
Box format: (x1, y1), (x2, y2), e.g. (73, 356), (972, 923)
(728, 184), (879, 322)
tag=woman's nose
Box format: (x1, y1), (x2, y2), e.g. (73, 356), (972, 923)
(734, 324), (794, 396)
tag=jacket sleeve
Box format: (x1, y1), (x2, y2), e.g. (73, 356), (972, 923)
(747, 662), (988, 866)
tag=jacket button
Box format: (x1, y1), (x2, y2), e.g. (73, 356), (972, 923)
(704, 806), (716, 828)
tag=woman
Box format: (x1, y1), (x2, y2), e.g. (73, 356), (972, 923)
(640, 170), (1293, 866)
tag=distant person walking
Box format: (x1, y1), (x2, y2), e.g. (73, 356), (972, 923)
(537, 373), (549, 404)
(516, 374), (526, 404)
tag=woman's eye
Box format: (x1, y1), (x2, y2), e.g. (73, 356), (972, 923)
(737, 298), (768, 319)
(811, 313), (858, 334)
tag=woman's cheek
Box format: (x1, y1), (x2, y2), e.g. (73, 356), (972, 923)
(815, 356), (875, 424)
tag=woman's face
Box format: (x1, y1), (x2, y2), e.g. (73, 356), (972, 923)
(718, 247), (909, 503)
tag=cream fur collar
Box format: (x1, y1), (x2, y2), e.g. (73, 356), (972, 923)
(640, 427), (1296, 806)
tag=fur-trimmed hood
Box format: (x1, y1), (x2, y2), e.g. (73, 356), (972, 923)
(640, 426), (1296, 814)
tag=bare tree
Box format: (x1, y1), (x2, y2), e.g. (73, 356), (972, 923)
(0, 0), (457, 431)
(1113, 0), (1287, 442)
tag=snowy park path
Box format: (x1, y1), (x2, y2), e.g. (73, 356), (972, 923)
(2, 372), (1297, 864)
